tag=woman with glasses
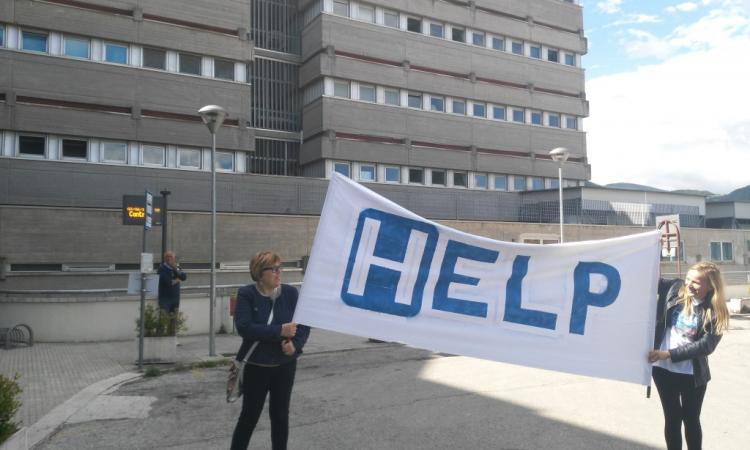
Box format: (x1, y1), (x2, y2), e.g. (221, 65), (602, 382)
(230, 251), (310, 450)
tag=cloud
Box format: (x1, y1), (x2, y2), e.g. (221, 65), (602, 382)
(597, 0), (624, 14)
(585, 33), (750, 193)
(605, 14), (661, 27)
(666, 2), (699, 13)
(622, 3), (750, 59)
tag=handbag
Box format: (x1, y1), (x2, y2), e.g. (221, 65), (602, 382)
(226, 287), (277, 403)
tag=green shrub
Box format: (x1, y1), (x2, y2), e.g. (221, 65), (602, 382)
(143, 367), (161, 377)
(0, 373), (22, 444)
(135, 303), (187, 337)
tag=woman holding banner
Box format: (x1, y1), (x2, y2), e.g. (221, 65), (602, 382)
(230, 251), (310, 450)
(648, 262), (730, 450)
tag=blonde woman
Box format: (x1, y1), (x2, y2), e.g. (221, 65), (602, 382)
(648, 262), (730, 450)
(230, 251), (310, 450)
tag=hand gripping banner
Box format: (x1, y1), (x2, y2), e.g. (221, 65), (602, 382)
(295, 174), (661, 385)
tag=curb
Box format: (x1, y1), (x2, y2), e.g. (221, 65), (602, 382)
(0, 372), (141, 450)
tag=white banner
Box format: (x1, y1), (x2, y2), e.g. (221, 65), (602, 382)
(296, 174), (661, 385)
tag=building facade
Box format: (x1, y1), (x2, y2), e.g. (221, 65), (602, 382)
(1, 0), (594, 286)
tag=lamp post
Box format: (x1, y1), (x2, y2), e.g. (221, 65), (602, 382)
(549, 147), (570, 243)
(198, 105), (226, 357)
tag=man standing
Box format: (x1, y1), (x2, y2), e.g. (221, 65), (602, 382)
(158, 251), (187, 335)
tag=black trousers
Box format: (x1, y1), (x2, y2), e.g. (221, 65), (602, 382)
(652, 366), (707, 450)
(230, 360), (297, 450)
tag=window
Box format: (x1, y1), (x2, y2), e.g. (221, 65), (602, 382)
(430, 23), (444, 38)
(564, 53), (576, 66)
(566, 116), (578, 130)
(334, 162), (350, 177)
(18, 135), (46, 156)
(430, 96), (445, 112)
(548, 113), (561, 128)
(22, 31), (48, 52)
(104, 42), (128, 64)
(473, 103), (486, 118)
(64, 36), (90, 59)
(710, 242), (733, 261)
(531, 177), (545, 190)
(383, 10), (399, 28)
(451, 27), (465, 43)
(492, 37), (504, 51)
(408, 168), (424, 184)
(357, 5), (374, 22)
(514, 176), (526, 191)
(359, 84), (376, 102)
(359, 164), (376, 181)
(101, 141), (128, 163)
(494, 175), (508, 190)
(333, 80), (350, 98)
(142, 145), (165, 166)
(550, 178), (559, 189)
(493, 106), (506, 120)
(62, 139), (87, 159)
(451, 100), (465, 115)
(511, 41), (523, 55)
(453, 172), (467, 187)
(472, 32), (485, 47)
(216, 151), (234, 171)
(214, 59), (235, 80)
(407, 17), (422, 33)
(178, 148), (201, 169)
(384, 88), (400, 106)
(512, 109), (525, 123)
(179, 53), (201, 75)
(547, 49), (559, 63)
(333, 1), (348, 16)
(531, 111), (542, 125)
(0, 26), (4, 47)
(474, 174), (487, 188)
(431, 170), (446, 186)
(408, 92), (422, 109)
(530, 45), (541, 59)
(385, 166), (400, 182)
(142, 47), (166, 70)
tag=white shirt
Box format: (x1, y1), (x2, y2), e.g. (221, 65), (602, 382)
(654, 298), (701, 375)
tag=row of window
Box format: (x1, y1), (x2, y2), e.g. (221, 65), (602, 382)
(0, 24), (244, 82)
(323, 78), (580, 130)
(321, 1), (580, 67)
(330, 160), (580, 191)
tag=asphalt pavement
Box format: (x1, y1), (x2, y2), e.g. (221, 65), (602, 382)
(2, 317), (750, 450)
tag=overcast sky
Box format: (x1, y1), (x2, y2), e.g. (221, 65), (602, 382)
(581, 0), (750, 194)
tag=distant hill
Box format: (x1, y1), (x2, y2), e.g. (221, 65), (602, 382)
(707, 185), (750, 203)
(605, 183), (666, 193)
(671, 189), (714, 197)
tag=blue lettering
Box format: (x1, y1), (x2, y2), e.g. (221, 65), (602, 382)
(569, 262), (621, 335)
(341, 209), (438, 317)
(503, 255), (558, 330)
(433, 240), (499, 318)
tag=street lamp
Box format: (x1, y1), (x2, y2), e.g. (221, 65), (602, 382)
(198, 105), (226, 357)
(549, 147), (570, 243)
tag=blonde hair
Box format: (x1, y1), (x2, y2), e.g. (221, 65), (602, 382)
(249, 251), (280, 282)
(679, 261), (730, 335)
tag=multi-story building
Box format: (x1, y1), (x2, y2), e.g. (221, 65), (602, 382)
(0, 0), (589, 289)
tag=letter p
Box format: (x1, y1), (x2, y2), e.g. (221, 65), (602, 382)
(569, 262), (621, 335)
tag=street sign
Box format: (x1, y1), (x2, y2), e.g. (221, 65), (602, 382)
(122, 195), (164, 226)
(145, 191), (153, 230)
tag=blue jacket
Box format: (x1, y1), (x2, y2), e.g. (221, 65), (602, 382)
(654, 278), (721, 387)
(158, 263), (187, 306)
(234, 283), (310, 366)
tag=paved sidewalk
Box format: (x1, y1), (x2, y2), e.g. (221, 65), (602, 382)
(2, 317), (749, 449)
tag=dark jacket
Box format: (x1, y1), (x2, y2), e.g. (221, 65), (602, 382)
(158, 263), (187, 306)
(234, 283), (310, 366)
(654, 278), (721, 386)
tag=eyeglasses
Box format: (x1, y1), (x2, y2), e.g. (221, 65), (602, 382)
(262, 266), (282, 274)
